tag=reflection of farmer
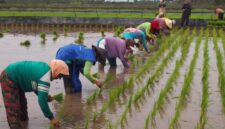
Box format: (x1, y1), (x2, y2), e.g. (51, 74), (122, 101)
(0, 60), (69, 129)
(96, 37), (133, 68)
(153, 18), (176, 35)
(181, 0), (191, 26)
(56, 43), (106, 93)
(122, 27), (150, 52)
(215, 8), (224, 20)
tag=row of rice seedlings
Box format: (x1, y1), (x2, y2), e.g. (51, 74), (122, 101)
(169, 28), (203, 129)
(195, 28), (209, 129)
(53, 31), (59, 41)
(86, 74), (114, 104)
(84, 29), (183, 127)
(220, 29), (225, 54)
(212, 28), (225, 113)
(48, 94), (65, 129)
(135, 29), (183, 80)
(144, 28), (195, 129)
(98, 30), (183, 116)
(112, 29), (186, 129)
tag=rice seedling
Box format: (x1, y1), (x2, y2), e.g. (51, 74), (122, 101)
(113, 25), (124, 37)
(101, 30), (105, 37)
(0, 32), (4, 38)
(195, 28), (209, 129)
(64, 26), (69, 36)
(84, 117), (90, 129)
(20, 40), (31, 47)
(40, 32), (46, 43)
(53, 31), (59, 41)
(212, 28), (225, 113)
(52, 93), (64, 104)
(169, 28), (202, 129)
(107, 120), (113, 129)
(110, 29), (186, 129)
(143, 28), (195, 128)
(86, 75), (113, 104)
(75, 32), (84, 44)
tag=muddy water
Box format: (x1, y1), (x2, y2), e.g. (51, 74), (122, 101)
(179, 40), (203, 129)
(205, 38), (225, 129)
(0, 32), (130, 129)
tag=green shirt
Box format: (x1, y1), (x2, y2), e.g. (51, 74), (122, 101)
(137, 22), (151, 38)
(5, 61), (53, 119)
(83, 61), (98, 83)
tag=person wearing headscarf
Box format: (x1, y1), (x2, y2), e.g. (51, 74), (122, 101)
(0, 59), (69, 129)
(56, 43), (107, 93)
(181, 0), (191, 26)
(121, 27), (151, 52)
(215, 7), (224, 20)
(96, 37), (134, 68)
(152, 17), (176, 35)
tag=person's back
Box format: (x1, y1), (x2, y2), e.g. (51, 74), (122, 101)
(5, 61), (50, 92)
(56, 43), (96, 63)
(105, 37), (126, 58)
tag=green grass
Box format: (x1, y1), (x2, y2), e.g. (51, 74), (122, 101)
(0, 11), (216, 19)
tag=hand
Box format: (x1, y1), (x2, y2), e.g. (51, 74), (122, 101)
(50, 118), (60, 128)
(95, 80), (102, 88)
(48, 95), (54, 102)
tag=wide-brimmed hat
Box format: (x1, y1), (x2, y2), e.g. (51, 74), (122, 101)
(163, 18), (176, 29)
(49, 59), (69, 78)
(92, 45), (107, 66)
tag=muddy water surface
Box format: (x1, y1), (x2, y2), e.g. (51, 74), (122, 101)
(0, 32), (132, 129)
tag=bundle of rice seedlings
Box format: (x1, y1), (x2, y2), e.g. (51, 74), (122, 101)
(53, 93), (64, 104)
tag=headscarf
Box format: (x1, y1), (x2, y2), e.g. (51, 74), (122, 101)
(150, 21), (160, 35)
(49, 59), (69, 78)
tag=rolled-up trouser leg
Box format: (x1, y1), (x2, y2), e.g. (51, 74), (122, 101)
(0, 71), (22, 129)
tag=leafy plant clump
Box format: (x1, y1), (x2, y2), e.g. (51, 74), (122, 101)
(0, 32), (4, 38)
(75, 32), (84, 44)
(20, 40), (31, 47)
(40, 32), (46, 43)
(53, 93), (64, 104)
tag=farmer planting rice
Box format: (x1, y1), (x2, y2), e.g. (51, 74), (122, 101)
(215, 7), (224, 20)
(0, 59), (69, 129)
(56, 43), (106, 93)
(121, 27), (150, 53)
(96, 36), (134, 68)
(152, 17), (176, 35)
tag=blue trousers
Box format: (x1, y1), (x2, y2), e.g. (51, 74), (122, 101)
(66, 61), (84, 93)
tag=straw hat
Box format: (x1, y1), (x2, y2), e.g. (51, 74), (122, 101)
(163, 18), (176, 29)
(49, 59), (69, 78)
(92, 45), (107, 66)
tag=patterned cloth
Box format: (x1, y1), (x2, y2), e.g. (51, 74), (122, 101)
(0, 71), (28, 129)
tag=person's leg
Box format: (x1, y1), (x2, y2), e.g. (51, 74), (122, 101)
(0, 71), (22, 129)
(62, 64), (74, 94)
(71, 62), (83, 92)
(186, 16), (190, 26)
(107, 58), (117, 68)
(181, 13), (185, 26)
(19, 89), (28, 121)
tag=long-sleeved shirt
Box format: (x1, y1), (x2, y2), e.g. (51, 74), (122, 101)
(83, 60), (98, 83)
(5, 61), (53, 119)
(104, 37), (129, 68)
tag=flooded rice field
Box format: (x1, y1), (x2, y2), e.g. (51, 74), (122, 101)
(0, 28), (225, 129)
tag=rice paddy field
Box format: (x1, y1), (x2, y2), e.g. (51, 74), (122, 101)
(0, 27), (225, 129)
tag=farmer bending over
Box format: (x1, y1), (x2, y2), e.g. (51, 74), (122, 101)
(56, 43), (106, 93)
(122, 27), (150, 52)
(0, 59), (69, 129)
(96, 37), (134, 68)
